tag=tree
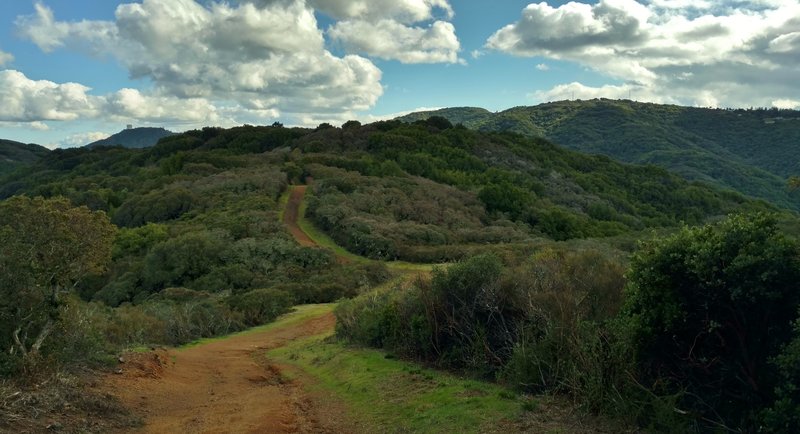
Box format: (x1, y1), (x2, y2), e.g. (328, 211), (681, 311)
(0, 196), (116, 362)
(622, 213), (800, 430)
(788, 176), (800, 191)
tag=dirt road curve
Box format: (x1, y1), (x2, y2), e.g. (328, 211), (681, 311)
(103, 307), (349, 434)
(283, 186), (316, 248)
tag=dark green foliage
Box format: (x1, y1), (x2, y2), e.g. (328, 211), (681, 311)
(399, 100), (800, 211)
(0, 139), (49, 176)
(478, 182), (532, 218)
(0, 197), (116, 373)
(336, 247), (629, 384)
(623, 213), (800, 430)
(112, 187), (197, 227)
(227, 288), (294, 326)
(761, 314), (800, 432)
(342, 120), (361, 130)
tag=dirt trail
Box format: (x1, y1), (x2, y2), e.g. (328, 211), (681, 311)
(283, 186), (316, 248)
(102, 307), (351, 434)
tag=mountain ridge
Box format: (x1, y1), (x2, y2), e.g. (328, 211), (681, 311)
(398, 99), (800, 210)
(0, 139), (49, 176)
(87, 127), (175, 149)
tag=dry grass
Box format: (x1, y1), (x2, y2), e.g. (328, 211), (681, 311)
(1, 371), (140, 434)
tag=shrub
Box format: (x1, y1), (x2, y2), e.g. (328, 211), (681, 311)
(622, 213), (800, 430)
(228, 289), (294, 326)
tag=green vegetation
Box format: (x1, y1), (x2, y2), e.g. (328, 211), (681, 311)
(0, 139), (49, 176)
(0, 197), (116, 370)
(270, 329), (532, 433)
(338, 213), (800, 432)
(399, 100), (800, 210)
(624, 213), (800, 431)
(1, 117), (797, 432)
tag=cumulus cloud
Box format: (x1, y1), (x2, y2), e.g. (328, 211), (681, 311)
(488, 0), (800, 108)
(773, 98), (800, 109)
(16, 0), (384, 125)
(324, 0), (461, 64)
(329, 20), (460, 64)
(54, 131), (111, 149)
(0, 70), (101, 122)
(307, 0), (453, 23)
(0, 49), (13, 66)
(0, 69), (222, 126)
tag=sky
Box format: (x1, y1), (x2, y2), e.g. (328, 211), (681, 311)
(0, 0), (799, 148)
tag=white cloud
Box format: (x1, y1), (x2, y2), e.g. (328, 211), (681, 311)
(0, 69), (101, 122)
(772, 98), (800, 109)
(536, 63), (550, 71)
(16, 0), (384, 125)
(329, 20), (460, 64)
(307, 0), (453, 23)
(105, 88), (220, 123)
(0, 49), (13, 66)
(488, 0), (800, 108)
(54, 131), (111, 149)
(323, 0), (461, 64)
(0, 69), (222, 126)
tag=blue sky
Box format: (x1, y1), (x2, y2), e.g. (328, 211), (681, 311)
(1, 0), (798, 148)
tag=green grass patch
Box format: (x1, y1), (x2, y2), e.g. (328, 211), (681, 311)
(277, 188), (290, 222)
(269, 334), (531, 433)
(179, 304), (334, 350)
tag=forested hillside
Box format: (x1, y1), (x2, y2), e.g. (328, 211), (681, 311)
(2, 119), (768, 268)
(0, 139), (49, 176)
(399, 99), (800, 210)
(2, 119), (794, 433)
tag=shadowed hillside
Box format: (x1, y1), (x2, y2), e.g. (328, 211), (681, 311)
(399, 99), (800, 210)
(0, 139), (49, 176)
(87, 127), (175, 149)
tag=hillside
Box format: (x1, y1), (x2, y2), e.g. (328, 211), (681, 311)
(1, 120), (770, 275)
(398, 100), (800, 210)
(87, 127), (175, 149)
(0, 120), (794, 433)
(0, 139), (49, 176)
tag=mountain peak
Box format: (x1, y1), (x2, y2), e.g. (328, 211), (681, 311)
(87, 127), (175, 149)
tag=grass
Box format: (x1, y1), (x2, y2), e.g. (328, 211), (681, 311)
(179, 304), (334, 350)
(269, 333), (534, 433)
(277, 188), (290, 222)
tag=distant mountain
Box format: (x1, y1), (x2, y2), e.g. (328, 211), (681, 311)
(398, 99), (800, 210)
(0, 139), (49, 176)
(87, 127), (175, 149)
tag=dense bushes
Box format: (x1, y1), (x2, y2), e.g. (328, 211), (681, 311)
(337, 213), (800, 432)
(623, 213), (800, 431)
(337, 247), (626, 378)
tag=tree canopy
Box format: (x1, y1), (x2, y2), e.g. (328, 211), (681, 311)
(0, 196), (116, 362)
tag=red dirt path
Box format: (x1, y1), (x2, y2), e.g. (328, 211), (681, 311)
(283, 186), (316, 248)
(101, 309), (352, 434)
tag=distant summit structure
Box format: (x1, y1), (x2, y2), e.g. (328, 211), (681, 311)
(87, 127), (175, 149)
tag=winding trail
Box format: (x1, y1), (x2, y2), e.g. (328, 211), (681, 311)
(101, 186), (431, 433)
(283, 186), (316, 248)
(102, 305), (352, 434)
